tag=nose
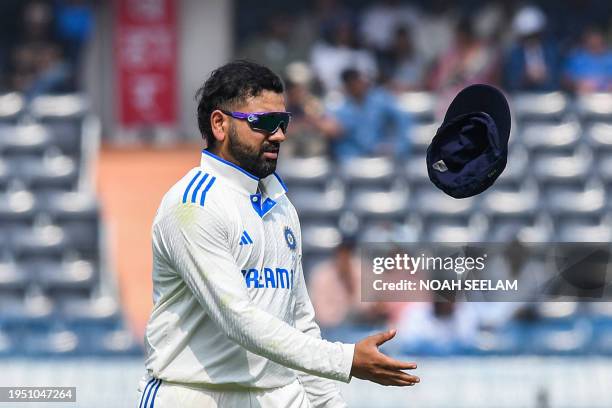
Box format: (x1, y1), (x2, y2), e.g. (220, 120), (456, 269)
(268, 126), (287, 143)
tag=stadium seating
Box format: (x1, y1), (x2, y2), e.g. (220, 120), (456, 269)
(575, 93), (612, 123)
(0, 93), (139, 357)
(586, 122), (612, 154)
(0, 93), (25, 124)
(408, 122), (437, 153)
(493, 146), (530, 189)
(520, 120), (581, 155)
(512, 92), (569, 122)
(3, 90), (612, 357)
(289, 186), (344, 223)
(288, 94), (612, 260)
(397, 91), (436, 122)
(285, 91), (612, 356)
(277, 156), (332, 188)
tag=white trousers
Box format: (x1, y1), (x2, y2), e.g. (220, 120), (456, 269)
(136, 376), (312, 408)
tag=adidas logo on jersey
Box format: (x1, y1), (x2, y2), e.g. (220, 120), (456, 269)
(239, 230), (253, 246)
(182, 170), (217, 207)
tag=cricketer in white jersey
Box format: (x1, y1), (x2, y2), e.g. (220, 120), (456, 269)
(137, 60), (419, 408)
(138, 149), (352, 407)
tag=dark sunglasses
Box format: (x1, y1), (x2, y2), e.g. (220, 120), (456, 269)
(220, 110), (291, 134)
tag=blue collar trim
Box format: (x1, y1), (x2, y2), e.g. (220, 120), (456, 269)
(273, 172), (288, 192)
(250, 193), (277, 218)
(202, 149), (259, 181)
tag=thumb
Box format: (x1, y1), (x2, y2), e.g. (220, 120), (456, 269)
(374, 329), (397, 347)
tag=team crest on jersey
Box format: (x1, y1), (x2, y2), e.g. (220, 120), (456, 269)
(284, 226), (296, 251)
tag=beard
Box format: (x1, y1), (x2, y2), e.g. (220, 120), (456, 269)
(227, 123), (279, 178)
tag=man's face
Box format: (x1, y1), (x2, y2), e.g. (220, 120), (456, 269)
(584, 31), (605, 54)
(223, 90), (287, 178)
(347, 76), (370, 100)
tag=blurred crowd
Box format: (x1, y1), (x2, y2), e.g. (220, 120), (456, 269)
(0, 0), (93, 100)
(0, 0), (609, 352)
(307, 234), (604, 353)
(236, 0), (612, 161)
(235, 0), (612, 350)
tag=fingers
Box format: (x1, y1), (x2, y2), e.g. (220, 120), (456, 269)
(355, 329), (421, 387)
(384, 368), (420, 384)
(372, 354), (420, 386)
(381, 355), (418, 370)
(394, 371), (420, 384)
(372, 369), (420, 386)
(373, 329), (397, 346)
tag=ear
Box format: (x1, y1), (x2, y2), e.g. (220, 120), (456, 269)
(210, 110), (228, 144)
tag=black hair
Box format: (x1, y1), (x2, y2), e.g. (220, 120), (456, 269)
(195, 60), (284, 148)
(456, 16), (475, 39)
(340, 68), (361, 85)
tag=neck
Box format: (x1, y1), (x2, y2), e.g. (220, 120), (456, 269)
(208, 145), (240, 169)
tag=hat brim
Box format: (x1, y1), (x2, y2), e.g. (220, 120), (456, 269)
(444, 84), (511, 147)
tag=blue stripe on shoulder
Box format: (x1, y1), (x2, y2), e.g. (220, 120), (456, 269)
(191, 173), (209, 203)
(200, 176), (217, 206)
(181, 170), (217, 207)
(182, 171), (202, 203)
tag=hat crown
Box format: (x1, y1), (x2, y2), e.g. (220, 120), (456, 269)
(426, 84), (511, 199)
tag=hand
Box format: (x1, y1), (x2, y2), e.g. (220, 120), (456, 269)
(350, 329), (419, 386)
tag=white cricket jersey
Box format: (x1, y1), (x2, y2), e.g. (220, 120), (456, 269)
(143, 150), (354, 406)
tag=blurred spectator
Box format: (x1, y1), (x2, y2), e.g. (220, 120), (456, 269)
(54, 0), (94, 87)
(412, 0), (457, 67)
(378, 26), (427, 92)
(9, 1), (70, 100)
(563, 26), (612, 94)
(285, 0), (347, 67)
(359, 0), (420, 52)
(281, 62), (330, 157)
(504, 6), (560, 92)
(470, 0), (516, 46)
(324, 68), (411, 161)
(397, 253), (478, 354)
(395, 299), (479, 353)
(0, 1), (23, 85)
(544, 0), (612, 50)
(309, 238), (396, 329)
(237, 13), (304, 76)
(310, 15), (377, 93)
(470, 239), (542, 328)
(429, 17), (499, 115)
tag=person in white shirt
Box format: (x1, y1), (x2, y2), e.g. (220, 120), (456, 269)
(137, 60), (419, 408)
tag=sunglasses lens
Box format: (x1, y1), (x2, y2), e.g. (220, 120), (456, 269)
(250, 113), (291, 133)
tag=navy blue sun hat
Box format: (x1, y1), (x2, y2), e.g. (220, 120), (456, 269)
(426, 84), (511, 199)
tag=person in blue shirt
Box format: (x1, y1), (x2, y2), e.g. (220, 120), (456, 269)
(325, 68), (411, 161)
(563, 26), (612, 93)
(504, 6), (560, 92)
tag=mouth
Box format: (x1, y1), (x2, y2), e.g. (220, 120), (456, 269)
(262, 144), (280, 160)
(263, 151), (278, 159)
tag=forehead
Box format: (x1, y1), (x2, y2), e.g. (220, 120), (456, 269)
(239, 90), (286, 112)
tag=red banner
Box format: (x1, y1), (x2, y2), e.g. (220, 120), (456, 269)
(115, 0), (177, 126)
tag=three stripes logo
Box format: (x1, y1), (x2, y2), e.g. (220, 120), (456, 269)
(239, 230), (254, 246)
(139, 377), (161, 408)
(183, 170), (217, 206)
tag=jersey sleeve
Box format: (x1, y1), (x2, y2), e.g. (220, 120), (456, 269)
(155, 202), (354, 383)
(293, 257), (351, 407)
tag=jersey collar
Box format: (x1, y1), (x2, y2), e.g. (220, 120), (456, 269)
(200, 149), (288, 198)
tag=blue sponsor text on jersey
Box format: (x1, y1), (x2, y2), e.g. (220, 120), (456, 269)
(241, 267), (294, 289)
